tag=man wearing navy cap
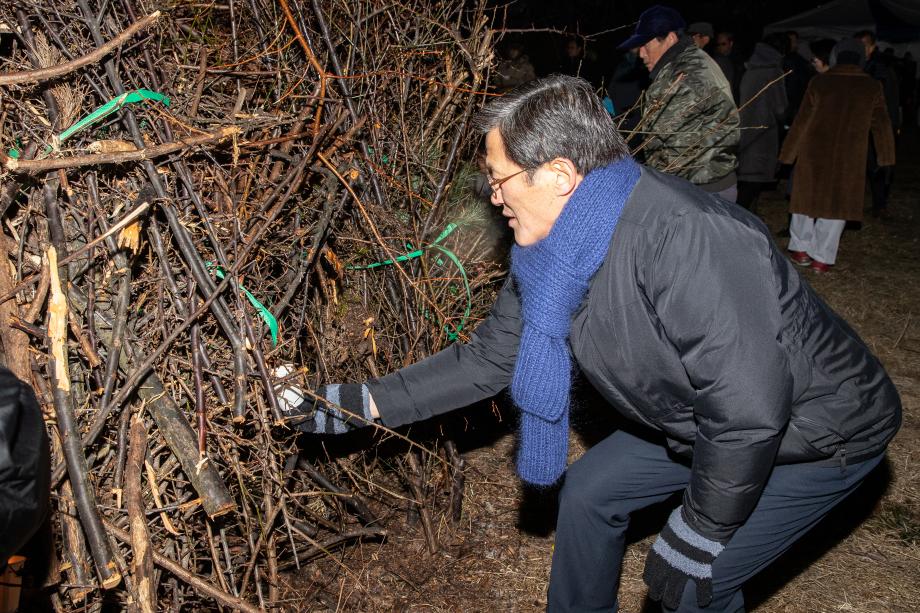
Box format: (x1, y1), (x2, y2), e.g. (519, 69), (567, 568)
(620, 5), (740, 201)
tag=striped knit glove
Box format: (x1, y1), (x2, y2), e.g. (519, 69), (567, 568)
(283, 383), (373, 434)
(273, 366), (373, 434)
(643, 506), (726, 609)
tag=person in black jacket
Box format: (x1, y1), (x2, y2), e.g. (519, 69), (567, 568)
(0, 367), (49, 570)
(277, 75), (901, 612)
(856, 30), (900, 219)
(737, 33), (787, 212)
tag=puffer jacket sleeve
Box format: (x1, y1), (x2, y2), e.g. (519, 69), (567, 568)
(367, 278), (522, 427)
(647, 211), (792, 542)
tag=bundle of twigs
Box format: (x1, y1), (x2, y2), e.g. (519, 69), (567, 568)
(0, 0), (498, 609)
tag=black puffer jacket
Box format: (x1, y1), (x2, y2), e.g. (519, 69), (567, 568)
(369, 166), (901, 542)
(0, 367), (49, 565)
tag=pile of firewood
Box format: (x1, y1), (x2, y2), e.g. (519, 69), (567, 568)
(0, 0), (500, 609)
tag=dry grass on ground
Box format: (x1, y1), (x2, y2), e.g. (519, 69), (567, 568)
(294, 138), (920, 612)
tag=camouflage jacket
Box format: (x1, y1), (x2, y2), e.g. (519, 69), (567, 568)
(641, 37), (739, 188)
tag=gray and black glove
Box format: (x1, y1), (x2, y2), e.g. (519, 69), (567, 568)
(643, 505), (726, 609)
(281, 382), (373, 434)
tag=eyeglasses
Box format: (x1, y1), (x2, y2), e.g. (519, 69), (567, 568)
(487, 167), (529, 194)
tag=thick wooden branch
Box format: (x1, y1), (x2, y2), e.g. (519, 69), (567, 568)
(0, 240), (30, 382)
(126, 415), (157, 613)
(2, 126), (240, 174)
(0, 12), (161, 86)
(135, 368), (236, 519)
(47, 246), (122, 590)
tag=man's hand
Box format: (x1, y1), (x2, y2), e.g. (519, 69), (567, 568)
(284, 383), (374, 434)
(273, 366), (375, 434)
(643, 505), (726, 609)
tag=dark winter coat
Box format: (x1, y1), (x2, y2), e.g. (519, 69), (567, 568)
(738, 43), (787, 183)
(779, 64), (896, 221)
(782, 51), (814, 125)
(711, 52), (741, 103)
(607, 54), (647, 133)
(865, 49), (901, 130)
(641, 37), (740, 190)
(0, 367), (49, 565)
(369, 165), (901, 543)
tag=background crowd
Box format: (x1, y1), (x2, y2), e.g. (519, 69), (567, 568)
(491, 4), (914, 273)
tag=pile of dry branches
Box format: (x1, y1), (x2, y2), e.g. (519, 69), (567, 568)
(0, 0), (501, 609)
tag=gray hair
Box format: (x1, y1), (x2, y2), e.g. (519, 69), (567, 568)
(472, 74), (629, 176)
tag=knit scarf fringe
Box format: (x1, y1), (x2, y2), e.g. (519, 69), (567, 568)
(510, 156), (640, 486)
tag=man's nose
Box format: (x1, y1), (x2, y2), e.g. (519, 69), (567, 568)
(490, 189), (503, 206)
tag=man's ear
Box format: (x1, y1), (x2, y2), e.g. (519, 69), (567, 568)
(547, 157), (581, 197)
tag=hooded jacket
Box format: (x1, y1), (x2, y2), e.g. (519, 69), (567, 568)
(738, 42), (787, 183)
(641, 36), (740, 191)
(369, 165), (901, 543)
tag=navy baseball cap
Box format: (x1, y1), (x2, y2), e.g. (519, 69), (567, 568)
(618, 5), (687, 50)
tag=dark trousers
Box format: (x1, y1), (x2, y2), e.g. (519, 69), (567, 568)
(867, 139), (894, 212)
(547, 429), (883, 612)
(736, 182), (770, 214)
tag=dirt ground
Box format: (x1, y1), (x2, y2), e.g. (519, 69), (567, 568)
(292, 136), (920, 612)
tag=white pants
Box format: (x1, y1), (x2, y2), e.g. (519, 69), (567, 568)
(788, 214), (846, 265)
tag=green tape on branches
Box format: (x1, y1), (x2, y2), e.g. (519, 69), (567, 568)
(428, 243), (471, 341)
(57, 89), (171, 144)
(206, 263), (279, 346)
(348, 223), (458, 271)
(348, 223), (472, 341)
(8, 137), (23, 159)
(348, 246), (425, 270)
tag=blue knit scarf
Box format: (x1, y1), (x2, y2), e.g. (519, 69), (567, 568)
(510, 156), (640, 486)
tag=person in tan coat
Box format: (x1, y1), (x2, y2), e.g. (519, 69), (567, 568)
(779, 38), (895, 272)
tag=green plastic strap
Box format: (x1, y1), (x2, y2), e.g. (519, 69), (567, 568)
(7, 137), (23, 159)
(347, 223), (458, 271)
(428, 243), (471, 341)
(6, 90), (167, 158)
(207, 263), (279, 346)
(348, 223), (471, 340)
(57, 89), (171, 144)
(349, 247), (425, 270)
(432, 223), (459, 244)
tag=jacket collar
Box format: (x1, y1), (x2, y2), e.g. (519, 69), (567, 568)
(829, 64), (867, 75)
(649, 35), (694, 82)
